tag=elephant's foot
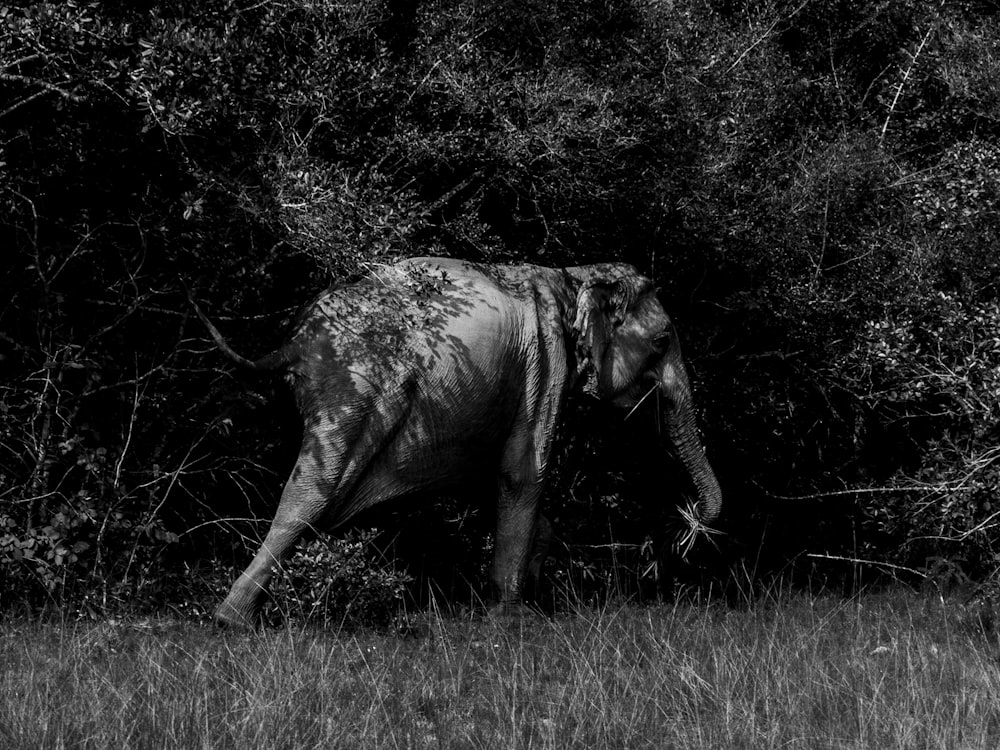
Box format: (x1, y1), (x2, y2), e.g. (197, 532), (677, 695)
(487, 599), (545, 622)
(213, 599), (260, 630)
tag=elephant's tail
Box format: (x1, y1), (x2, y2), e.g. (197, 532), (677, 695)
(187, 288), (296, 373)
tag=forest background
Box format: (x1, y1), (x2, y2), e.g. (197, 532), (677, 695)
(2, 0), (999, 623)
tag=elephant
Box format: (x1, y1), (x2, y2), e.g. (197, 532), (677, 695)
(194, 257), (722, 627)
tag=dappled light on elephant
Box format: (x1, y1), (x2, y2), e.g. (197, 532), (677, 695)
(191, 257), (722, 628)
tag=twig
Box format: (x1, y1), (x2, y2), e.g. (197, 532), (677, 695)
(907, 510), (1000, 544)
(725, 0), (814, 75)
(673, 500), (723, 558)
(2, 53), (45, 71)
(1, 92), (48, 120)
(806, 553), (927, 578)
(764, 485), (959, 501)
(0, 73), (84, 102)
(880, 20), (938, 142)
(624, 382), (659, 421)
(113, 370), (143, 490)
(568, 542), (644, 550)
(423, 173), (481, 215)
(79, 296), (294, 322)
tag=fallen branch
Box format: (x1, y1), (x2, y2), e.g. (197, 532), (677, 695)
(763, 485), (955, 502)
(806, 553), (927, 578)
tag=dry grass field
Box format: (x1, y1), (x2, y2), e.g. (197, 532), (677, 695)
(2, 588), (998, 749)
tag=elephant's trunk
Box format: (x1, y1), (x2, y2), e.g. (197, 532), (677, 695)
(658, 363), (722, 523)
(666, 407), (722, 522)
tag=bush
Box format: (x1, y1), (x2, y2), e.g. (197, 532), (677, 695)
(268, 531), (413, 629)
(4, 0), (1000, 617)
(844, 293), (1000, 579)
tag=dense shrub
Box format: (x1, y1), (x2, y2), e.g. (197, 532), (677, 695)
(2, 0), (999, 617)
(268, 531), (413, 629)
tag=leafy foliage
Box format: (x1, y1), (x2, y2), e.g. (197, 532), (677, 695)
(269, 530), (413, 628)
(2, 0), (1000, 618)
(844, 294), (1000, 579)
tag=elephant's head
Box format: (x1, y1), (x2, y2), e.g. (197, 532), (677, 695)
(572, 271), (722, 524)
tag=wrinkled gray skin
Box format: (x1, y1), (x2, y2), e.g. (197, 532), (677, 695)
(198, 257), (722, 628)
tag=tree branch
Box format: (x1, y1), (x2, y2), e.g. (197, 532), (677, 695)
(2, 53), (45, 71)
(764, 485), (960, 502)
(725, 0), (814, 75)
(806, 553), (927, 578)
(880, 21), (937, 142)
(0, 89), (49, 121)
(0, 73), (85, 102)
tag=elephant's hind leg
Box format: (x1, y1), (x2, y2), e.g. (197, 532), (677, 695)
(215, 449), (337, 628)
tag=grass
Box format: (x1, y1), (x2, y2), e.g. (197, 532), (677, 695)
(1, 588), (998, 749)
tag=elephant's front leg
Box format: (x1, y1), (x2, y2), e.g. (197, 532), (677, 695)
(525, 514), (553, 586)
(490, 334), (567, 611)
(491, 414), (557, 610)
(491, 495), (542, 609)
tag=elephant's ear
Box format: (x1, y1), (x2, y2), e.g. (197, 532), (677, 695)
(572, 279), (637, 396)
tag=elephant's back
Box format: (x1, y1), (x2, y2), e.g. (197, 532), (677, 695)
(288, 258), (527, 416)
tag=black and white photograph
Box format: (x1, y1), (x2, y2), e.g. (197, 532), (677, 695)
(2, 1), (999, 746)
